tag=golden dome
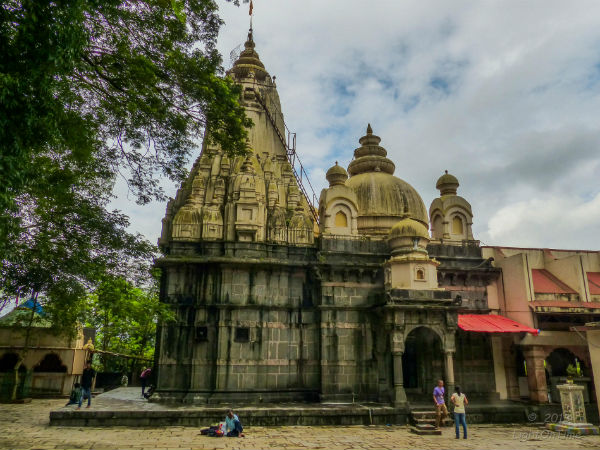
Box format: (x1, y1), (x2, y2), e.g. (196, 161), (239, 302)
(436, 170), (459, 196)
(389, 217), (430, 240)
(345, 125), (429, 232)
(325, 162), (348, 186)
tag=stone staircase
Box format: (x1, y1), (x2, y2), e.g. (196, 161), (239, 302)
(409, 410), (453, 435)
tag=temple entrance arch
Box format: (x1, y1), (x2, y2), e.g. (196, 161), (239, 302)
(402, 326), (444, 401)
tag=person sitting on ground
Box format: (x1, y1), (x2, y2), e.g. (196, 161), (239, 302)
(65, 382), (83, 409)
(225, 409), (245, 437)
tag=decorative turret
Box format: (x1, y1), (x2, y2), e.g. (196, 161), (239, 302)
(429, 170), (474, 242)
(436, 170), (459, 196)
(325, 162), (348, 186)
(384, 216), (440, 290)
(388, 217), (431, 256)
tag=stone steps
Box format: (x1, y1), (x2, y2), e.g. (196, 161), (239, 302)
(410, 410), (453, 426)
(410, 424), (442, 435)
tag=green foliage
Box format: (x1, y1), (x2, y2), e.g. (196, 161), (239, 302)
(0, 0), (251, 330)
(84, 274), (173, 372)
(0, 0), (252, 247)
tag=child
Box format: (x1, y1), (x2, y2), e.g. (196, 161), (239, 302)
(66, 383), (83, 409)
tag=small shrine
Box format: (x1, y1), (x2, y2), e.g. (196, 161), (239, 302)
(546, 383), (599, 435)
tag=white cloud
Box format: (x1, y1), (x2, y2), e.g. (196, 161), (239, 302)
(112, 1), (600, 250)
(484, 192), (600, 249)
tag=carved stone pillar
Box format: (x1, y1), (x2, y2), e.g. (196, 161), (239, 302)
(392, 351), (407, 405)
(444, 330), (456, 400)
(390, 328), (406, 406)
(523, 345), (548, 403)
(502, 338), (520, 400)
(445, 350), (455, 399)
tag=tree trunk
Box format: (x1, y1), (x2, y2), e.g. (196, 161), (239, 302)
(11, 293), (38, 401)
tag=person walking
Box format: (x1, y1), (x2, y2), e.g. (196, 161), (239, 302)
(80, 361), (95, 408)
(433, 379), (448, 429)
(451, 385), (468, 439)
(140, 367), (152, 397)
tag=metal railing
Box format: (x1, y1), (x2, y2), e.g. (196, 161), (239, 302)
(252, 88), (319, 223)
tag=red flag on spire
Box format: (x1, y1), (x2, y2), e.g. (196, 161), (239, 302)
(249, 0), (253, 15)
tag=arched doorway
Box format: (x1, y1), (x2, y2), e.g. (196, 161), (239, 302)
(546, 348), (581, 377)
(402, 327), (444, 401)
(33, 353), (67, 373)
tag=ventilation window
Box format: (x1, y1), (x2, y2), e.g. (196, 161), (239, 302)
(234, 327), (250, 343)
(195, 326), (208, 342)
(416, 269), (425, 280)
(335, 211), (348, 227)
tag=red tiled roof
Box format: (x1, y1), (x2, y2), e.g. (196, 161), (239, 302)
(587, 272), (600, 295)
(458, 314), (538, 335)
(529, 300), (600, 309)
(531, 269), (576, 294)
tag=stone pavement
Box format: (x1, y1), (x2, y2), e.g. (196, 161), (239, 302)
(2, 398), (600, 450)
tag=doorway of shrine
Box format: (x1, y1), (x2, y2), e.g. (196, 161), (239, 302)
(402, 326), (444, 403)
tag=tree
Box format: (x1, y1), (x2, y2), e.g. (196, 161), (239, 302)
(84, 274), (172, 373)
(0, 0), (252, 247)
(0, 0), (250, 398)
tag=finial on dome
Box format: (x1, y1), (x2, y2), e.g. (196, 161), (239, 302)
(245, 27), (255, 49)
(367, 123), (373, 135)
(445, 169), (448, 174)
(436, 170), (459, 196)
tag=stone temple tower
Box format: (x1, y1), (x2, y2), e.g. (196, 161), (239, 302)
(154, 30), (318, 403)
(159, 29), (314, 250)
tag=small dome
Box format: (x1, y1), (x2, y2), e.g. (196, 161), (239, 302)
(389, 217), (430, 240)
(326, 162), (348, 186)
(436, 170), (459, 196)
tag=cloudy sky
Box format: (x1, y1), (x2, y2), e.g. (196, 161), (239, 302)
(112, 0), (600, 250)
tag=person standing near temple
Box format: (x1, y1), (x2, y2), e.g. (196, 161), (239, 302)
(140, 367), (152, 398)
(80, 361), (95, 408)
(451, 385), (468, 439)
(433, 379), (448, 429)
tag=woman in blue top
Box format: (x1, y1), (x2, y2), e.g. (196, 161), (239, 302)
(225, 409), (244, 437)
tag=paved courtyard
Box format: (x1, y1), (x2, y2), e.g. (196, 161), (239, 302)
(1, 397), (600, 450)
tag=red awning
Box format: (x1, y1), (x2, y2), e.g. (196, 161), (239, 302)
(458, 314), (539, 335)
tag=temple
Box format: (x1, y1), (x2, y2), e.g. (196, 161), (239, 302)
(153, 29), (600, 422)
